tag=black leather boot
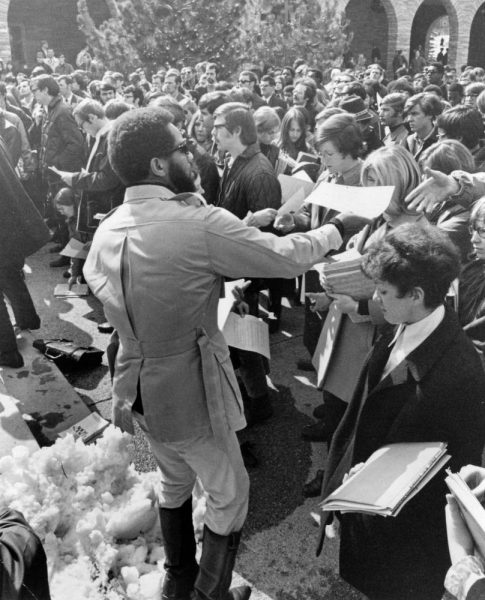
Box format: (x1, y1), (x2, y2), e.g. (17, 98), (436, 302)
(194, 526), (251, 600)
(159, 497), (199, 600)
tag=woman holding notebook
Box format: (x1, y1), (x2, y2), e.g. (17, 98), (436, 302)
(317, 224), (485, 600)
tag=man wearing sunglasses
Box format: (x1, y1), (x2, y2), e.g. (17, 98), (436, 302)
(84, 107), (358, 600)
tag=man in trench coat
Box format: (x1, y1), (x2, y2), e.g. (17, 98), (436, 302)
(83, 107), (358, 600)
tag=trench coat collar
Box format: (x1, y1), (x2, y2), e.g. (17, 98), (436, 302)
(124, 183), (175, 203)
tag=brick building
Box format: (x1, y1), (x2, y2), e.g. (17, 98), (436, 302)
(0, 0), (108, 71)
(0, 0), (485, 74)
(339, 0), (485, 73)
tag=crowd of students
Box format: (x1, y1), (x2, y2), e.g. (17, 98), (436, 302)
(3, 42), (485, 599)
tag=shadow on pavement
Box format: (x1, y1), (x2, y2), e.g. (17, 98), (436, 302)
(239, 384), (314, 537)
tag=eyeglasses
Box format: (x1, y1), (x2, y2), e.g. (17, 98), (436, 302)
(469, 225), (485, 238)
(238, 79), (251, 85)
(166, 141), (191, 156)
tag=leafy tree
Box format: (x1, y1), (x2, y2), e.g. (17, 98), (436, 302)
(77, 0), (351, 76)
(77, 0), (246, 75)
(239, 0), (352, 71)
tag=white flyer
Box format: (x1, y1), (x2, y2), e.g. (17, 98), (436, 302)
(305, 183), (395, 219)
(277, 187), (306, 216)
(222, 313), (270, 359)
(278, 173), (314, 203)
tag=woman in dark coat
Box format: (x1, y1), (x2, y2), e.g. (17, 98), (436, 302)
(318, 224), (485, 600)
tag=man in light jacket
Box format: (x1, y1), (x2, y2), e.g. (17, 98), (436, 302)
(83, 107), (358, 600)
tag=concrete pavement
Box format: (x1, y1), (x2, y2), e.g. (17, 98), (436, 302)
(20, 242), (364, 600)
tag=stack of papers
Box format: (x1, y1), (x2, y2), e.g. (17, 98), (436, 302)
(320, 442), (450, 517)
(54, 284), (90, 298)
(315, 249), (376, 300)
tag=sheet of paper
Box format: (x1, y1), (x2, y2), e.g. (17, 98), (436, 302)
(59, 412), (110, 443)
(292, 169), (313, 183)
(60, 238), (90, 259)
(222, 313), (270, 359)
(54, 284), (90, 298)
(277, 188), (306, 216)
(217, 279), (245, 330)
(306, 183), (395, 219)
(278, 174), (314, 203)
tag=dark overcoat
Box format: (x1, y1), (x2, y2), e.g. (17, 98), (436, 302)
(0, 138), (50, 266)
(317, 308), (485, 600)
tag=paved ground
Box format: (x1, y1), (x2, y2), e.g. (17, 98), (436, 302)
(21, 242), (365, 600)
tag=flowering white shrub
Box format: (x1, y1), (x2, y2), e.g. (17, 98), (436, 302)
(0, 426), (166, 600)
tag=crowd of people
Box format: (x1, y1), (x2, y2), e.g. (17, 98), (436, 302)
(3, 40), (485, 599)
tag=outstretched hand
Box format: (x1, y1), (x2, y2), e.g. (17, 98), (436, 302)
(327, 293), (358, 314)
(231, 281), (251, 318)
(246, 208), (278, 228)
(405, 168), (459, 213)
(305, 292), (332, 313)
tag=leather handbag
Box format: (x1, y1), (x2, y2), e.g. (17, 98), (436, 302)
(33, 338), (104, 369)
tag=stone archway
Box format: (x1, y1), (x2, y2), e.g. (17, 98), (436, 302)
(343, 0), (397, 72)
(468, 2), (485, 67)
(5, 0), (110, 71)
(409, 0), (459, 65)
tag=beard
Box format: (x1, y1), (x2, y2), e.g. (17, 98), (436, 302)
(168, 158), (198, 193)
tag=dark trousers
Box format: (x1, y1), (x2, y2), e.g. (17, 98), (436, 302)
(303, 270), (325, 356)
(0, 261), (40, 352)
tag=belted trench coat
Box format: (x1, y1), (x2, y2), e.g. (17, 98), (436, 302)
(83, 184), (342, 448)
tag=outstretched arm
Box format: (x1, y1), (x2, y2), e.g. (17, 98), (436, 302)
(406, 168), (485, 213)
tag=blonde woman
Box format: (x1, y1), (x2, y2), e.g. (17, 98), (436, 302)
(304, 145), (426, 445)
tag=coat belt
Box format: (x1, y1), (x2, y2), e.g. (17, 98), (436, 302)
(117, 325), (242, 450)
(121, 326), (216, 358)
